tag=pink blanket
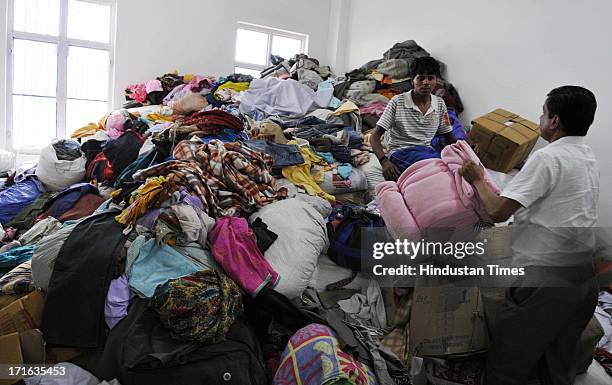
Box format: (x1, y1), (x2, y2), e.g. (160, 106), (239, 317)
(376, 141), (500, 239)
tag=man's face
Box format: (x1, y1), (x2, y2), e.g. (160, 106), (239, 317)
(412, 74), (437, 96)
(539, 100), (557, 141)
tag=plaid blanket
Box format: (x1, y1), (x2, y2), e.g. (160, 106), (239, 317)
(133, 139), (286, 217)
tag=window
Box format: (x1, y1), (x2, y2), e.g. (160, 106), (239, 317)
(7, 0), (115, 152)
(234, 22), (308, 78)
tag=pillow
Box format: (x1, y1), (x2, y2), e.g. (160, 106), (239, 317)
(249, 198), (329, 299)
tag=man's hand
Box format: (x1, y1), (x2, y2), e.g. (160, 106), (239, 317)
(460, 161), (485, 183)
(466, 138), (480, 155)
(382, 159), (401, 181)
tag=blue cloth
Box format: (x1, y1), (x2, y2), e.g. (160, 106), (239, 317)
(330, 145), (351, 163)
(316, 151), (334, 164)
(201, 128), (248, 144)
(0, 245), (34, 276)
(42, 183), (99, 219)
(128, 239), (202, 298)
(343, 127), (364, 149)
(0, 177), (43, 225)
(245, 140), (305, 169)
(336, 163), (353, 180)
(431, 109), (466, 151)
(390, 145), (441, 172)
(114, 150), (159, 188)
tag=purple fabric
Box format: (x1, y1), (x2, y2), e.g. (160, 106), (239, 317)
(105, 274), (133, 329)
(431, 109), (466, 151)
(178, 187), (203, 210)
(208, 217), (279, 297)
(135, 208), (162, 229)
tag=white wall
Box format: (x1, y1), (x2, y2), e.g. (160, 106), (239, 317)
(113, 0), (333, 108)
(341, 0), (612, 225)
(0, 1), (7, 150)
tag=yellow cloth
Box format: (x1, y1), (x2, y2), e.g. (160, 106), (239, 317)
(282, 142), (335, 204)
(183, 74), (194, 82)
(115, 176), (166, 226)
(214, 81), (249, 100)
(215, 81), (249, 93)
(333, 101), (360, 116)
(70, 123), (99, 139)
(146, 113), (175, 122)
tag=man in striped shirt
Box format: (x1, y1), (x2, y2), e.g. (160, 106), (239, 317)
(371, 57), (456, 181)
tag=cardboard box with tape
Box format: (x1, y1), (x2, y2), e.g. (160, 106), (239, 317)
(469, 108), (540, 173)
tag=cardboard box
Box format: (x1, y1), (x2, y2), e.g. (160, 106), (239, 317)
(0, 293), (27, 311)
(0, 329), (45, 385)
(0, 290), (44, 336)
(409, 285), (488, 357)
(470, 108), (540, 173)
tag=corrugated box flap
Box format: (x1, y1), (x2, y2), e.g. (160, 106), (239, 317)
(491, 108), (519, 119)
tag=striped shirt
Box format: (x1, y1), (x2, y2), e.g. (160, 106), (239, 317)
(377, 90), (452, 154)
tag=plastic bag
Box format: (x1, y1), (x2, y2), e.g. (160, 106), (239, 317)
(35, 139), (86, 191)
(0, 150), (15, 173)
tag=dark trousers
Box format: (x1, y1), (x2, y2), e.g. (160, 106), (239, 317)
(485, 266), (598, 385)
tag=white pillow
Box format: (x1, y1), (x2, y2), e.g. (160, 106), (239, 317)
(249, 198), (329, 299)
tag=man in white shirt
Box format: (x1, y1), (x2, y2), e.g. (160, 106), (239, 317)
(371, 57), (456, 181)
(460, 86), (599, 385)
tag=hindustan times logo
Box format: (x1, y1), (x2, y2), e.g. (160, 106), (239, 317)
(372, 239), (487, 260)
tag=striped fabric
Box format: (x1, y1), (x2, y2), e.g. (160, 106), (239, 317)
(0, 260), (34, 295)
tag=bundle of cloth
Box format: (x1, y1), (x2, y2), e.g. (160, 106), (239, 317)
(376, 140), (500, 240)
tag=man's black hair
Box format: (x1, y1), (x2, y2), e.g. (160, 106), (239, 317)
(546, 86), (597, 136)
(410, 56), (441, 77)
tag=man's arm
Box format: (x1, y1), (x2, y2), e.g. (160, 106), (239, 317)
(371, 126), (401, 181)
(370, 126), (387, 160)
(460, 161), (522, 222)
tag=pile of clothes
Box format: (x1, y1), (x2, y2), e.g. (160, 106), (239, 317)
(7, 39), (598, 385)
(0, 47), (425, 385)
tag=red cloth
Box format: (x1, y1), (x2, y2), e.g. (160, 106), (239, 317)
(180, 110), (244, 133)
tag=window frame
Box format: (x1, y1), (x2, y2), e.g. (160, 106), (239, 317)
(234, 21), (308, 75)
(5, 0), (116, 154)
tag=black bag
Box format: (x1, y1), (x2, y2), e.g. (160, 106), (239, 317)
(327, 205), (385, 271)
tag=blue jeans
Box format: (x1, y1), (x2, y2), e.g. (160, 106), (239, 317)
(245, 140), (304, 168)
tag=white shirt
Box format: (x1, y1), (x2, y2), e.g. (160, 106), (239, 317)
(501, 136), (600, 267)
(377, 91), (452, 154)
